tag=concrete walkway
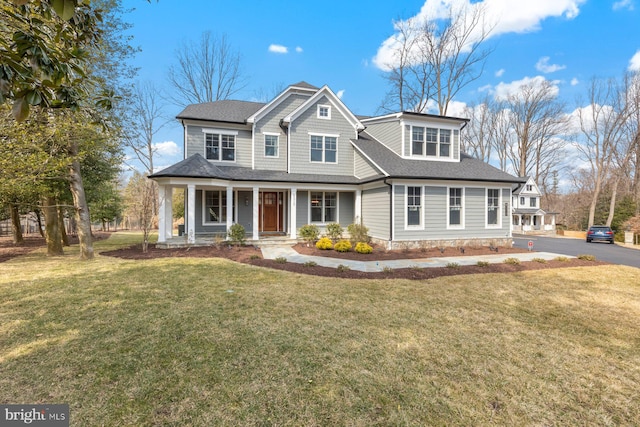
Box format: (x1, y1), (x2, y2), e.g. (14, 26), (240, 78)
(260, 245), (570, 273)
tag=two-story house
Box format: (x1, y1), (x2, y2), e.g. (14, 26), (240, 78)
(511, 176), (556, 233)
(150, 81), (524, 249)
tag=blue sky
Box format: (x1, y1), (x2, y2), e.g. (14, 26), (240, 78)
(121, 0), (640, 171)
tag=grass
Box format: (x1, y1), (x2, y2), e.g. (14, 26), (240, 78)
(1, 231), (640, 425)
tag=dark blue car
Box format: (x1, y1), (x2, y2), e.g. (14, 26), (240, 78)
(586, 226), (615, 244)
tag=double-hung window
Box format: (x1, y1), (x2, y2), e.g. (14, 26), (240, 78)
(426, 128), (438, 156)
(204, 190), (227, 223)
(412, 126), (424, 155)
(440, 129), (451, 157)
(407, 186), (422, 227)
(530, 197), (537, 208)
(310, 134), (337, 163)
(264, 134), (278, 157)
(204, 130), (236, 161)
(310, 191), (337, 223)
(487, 189), (500, 226)
(449, 187), (463, 227)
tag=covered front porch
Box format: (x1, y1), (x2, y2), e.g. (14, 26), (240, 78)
(512, 208), (556, 234)
(154, 178), (362, 246)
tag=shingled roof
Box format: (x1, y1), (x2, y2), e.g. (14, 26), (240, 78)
(176, 100), (265, 123)
(352, 132), (524, 184)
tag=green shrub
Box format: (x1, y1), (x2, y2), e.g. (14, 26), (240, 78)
(334, 240), (352, 252)
(303, 261), (317, 267)
(504, 257), (521, 265)
(227, 223), (246, 245)
(532, 257), (547, 263)
(299, 224), (320, 244)
(577, 254), (597, 261)
(446, 262), (460, 269)
(315, 237), (333, 250)
(476, 261), (490, 267)
(336, 264), (350, 272)
(354, 242), (373, 254)
(326, 223), (344, 241)
(249, 254), (260, 260)
(347, 222), (370, 244)
(274, 257), (287, 264)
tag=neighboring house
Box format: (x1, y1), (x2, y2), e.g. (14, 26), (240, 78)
(150, 81), (524, 249)
(511, 176), (556, 234)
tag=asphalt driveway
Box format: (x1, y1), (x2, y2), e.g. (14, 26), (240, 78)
(513, 234), (640, 269)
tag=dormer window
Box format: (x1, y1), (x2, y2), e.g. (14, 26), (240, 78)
(317, 104), (331, 120)
(526, 184), (533, 191)
(410, 125), (457, 159)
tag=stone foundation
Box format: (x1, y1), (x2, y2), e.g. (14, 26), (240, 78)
(371, 237), (514, 251)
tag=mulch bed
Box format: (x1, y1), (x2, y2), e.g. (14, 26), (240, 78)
(2, 233), (607, 280)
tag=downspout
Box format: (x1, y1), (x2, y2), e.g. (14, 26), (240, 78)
(384, 178), (393, 246)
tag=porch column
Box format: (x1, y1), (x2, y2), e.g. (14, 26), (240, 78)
(355, 189), (362, 223)
(226, 185), (233, 239)
(290, 187), (297, 239)
(252, 187), (259, 240)
(163, 187), (173, 239)
(187, 184), (196, 244)
(157, 184), (167, 243)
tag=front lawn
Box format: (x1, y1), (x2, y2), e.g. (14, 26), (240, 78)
(1, 232), (639, 425)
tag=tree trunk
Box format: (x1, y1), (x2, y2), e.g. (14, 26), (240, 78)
(606, 178), (619, 227)
(587, 174), (603, 228)
(58, 205), (70, 246)
(69, 152), (94, 260)
(35, 209), (45, 238)
(43, 196), (64, 256)
(10, 203), (24, 244)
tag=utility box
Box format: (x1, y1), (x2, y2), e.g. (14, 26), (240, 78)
(624, 231), (633, 244)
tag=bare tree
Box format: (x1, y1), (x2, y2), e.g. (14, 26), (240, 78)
(167, 32), (246, 107)
(505, 79), (569, 183)
(379, 3), (494, 115)
(574, 77), (630, 228)
(125, 81), (170, 174)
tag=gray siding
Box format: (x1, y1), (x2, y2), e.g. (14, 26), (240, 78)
(392, 184), (511, 241)
(354, 150), (382, 179)
(339, 192), (355, 225)
(296, 191), (308, 230)
(362, 186), (390, 240)
(288, 95), (356, 176)
(365, 121), (403, 156)
(185, 123), (252, 168)
(254, 93), (310, 172)
(236, 190), (253, 231)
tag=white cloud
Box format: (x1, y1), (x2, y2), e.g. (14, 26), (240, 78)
(495, 68), (505, 77)
(295, 46), (303, 53)
(613, 0), (634, 11)
(492, 75), (560, 100)
(268, 44), (288, 54)
(570, 77), (579, 86)
(535, 56), (566, 73)
(153, 141), (179, 156)
(336, 89), (345, 99)
(629, 50), (640, 72)
(372, 0), (586, 71)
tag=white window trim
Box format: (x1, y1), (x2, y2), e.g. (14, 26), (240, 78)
(409, 125), (455, 160)
(308, 133), (339, 164)
(307, 191), (339, 224)
(486, 188), (502, 229)
(405, 185), (424, 230)
(202, 129), (238, 163)
(446, 186), (465, 230)
(317, 104), (331, 120)
(202, 190), (228, 226)
(263, 132), (279, 158)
